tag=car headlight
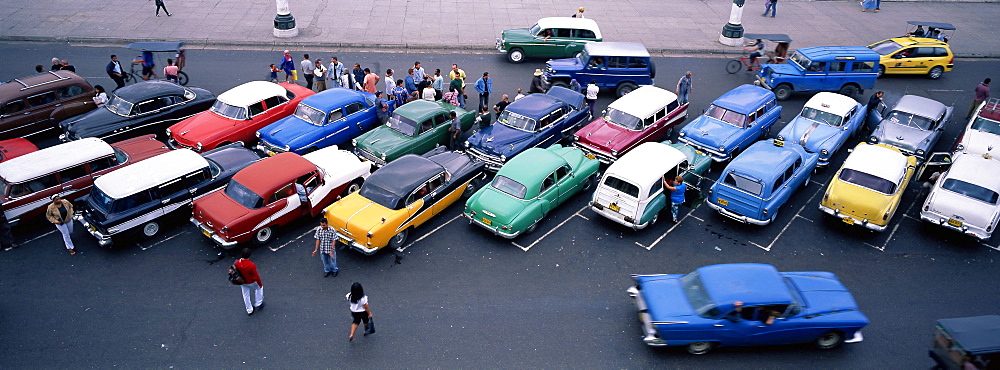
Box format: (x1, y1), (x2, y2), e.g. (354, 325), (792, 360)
(465, 140), (470, 148)
(611, 149), (618, 156)
(679, 131), (686, 137)
(821, 149), (829, 156)
(196, 142), (203, 151)
(500, 154), (507, 162)
(868, 135), (878, 144)
(776, 134), (784, 141)
(718, 146), (726, 152)
(165, 128), (171, 137)
(381, 152), (386, 160)
(956, 143), (965, 151)
(366, 231), (373, 238)
(284, 145), (291, 151)
(255, 131), (261, 138)
(916, 149), (925, 156)
(351, 139), (358, 147)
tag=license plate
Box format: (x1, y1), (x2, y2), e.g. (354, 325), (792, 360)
(88, 224), (96, 232)
(947, 218), (962, 227)
(202, 228), (211, 238)
(338, 237), (350, 245)
(585, 153), (596, 160)
(842, 217), (855, 225)
(717, 198), (729, 206)
(695, 150), (704, 155)
(266, 150), (276, 157)
(609, 203), (620, 212)
(774, 139), (784, 147)
(482, 217), (492, 226)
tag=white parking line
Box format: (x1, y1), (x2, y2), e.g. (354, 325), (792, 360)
(764, 186), (824, 251)
(17, 230), (55, 247)
(643, 204), (702, 251)
(877, 199), (920, 251)
(980, 243), (1000, 252)
(748, 241), (767, 250)
(797, 215), (814, 222)
(865, 242), (884, 251)
(270, 227), (317, 252)
(513, 205), (588, 252)
(140, 230), (187, 251)
(397, 215), (462, 252)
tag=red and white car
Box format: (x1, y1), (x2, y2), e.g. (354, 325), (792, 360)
(167, 81), (313, 152)
(0, 138), (39, 163)
(573, 85), (688, 163)
(191, 146), (372, 248)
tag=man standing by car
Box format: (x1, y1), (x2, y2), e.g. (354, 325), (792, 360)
(328, 57), (344, 88)
(493, 94), (510, 115)
(235, 248), (264, 316)
(585, 80), (599, 117)
(662, 176), (686, 223)
(106, 54), (126, 91)
(300, 54), (315, 90)
(312, 219), (338, 277)
(867, 91), (884, 130)
(449, 111), (463, 150)
(676, 71), (692, 105)
(967, 78), (991, 119)
(374, 91), (389, 125)
(475, 72), (492, 112)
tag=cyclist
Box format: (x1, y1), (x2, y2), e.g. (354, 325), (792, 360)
(745, 39), (765, 71)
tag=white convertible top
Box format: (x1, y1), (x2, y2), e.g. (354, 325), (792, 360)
(0, 138), (113, 183)
(804, 92), (858, 117)
(843, 144), (908, 182)
(607, 85), (678, 120)
(95, 149), (208, 199)
(536, 17), (602, 39)
(217, 81), (288, 107)
(604, 142), (686, 187)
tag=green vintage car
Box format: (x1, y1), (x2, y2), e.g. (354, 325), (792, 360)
(464, 144), (600, 238)
(496, 17), (603, 63)
(352, 100), (475, 166)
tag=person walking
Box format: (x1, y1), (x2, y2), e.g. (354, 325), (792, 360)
(106, 55), (126, 91)
(347, 282), (374, 341)
(0, 202), (17, 251)
(328, 57), (344, 88)
(432, 69), (444, 100)
(585, 80), (599, 117)
(234, 248), (264, 316)
(662, 176), (687, 223)
(676, 71), (692, 105)
(46, 195), (76, 255)
(59, 59), (76, 72)
(449, 111), (463, 150)
(280, 50), (296, 83)
(475, 72), (492, 112)
(529, 69), (547, 94)
(313, 60), (327, 92)
(352, 64), (365, 91)
(967, 78), (992, 119)
(861, 0), (877, 12)
(163, 59), (179, 83)
(449, 73), (465, 109)
(312, 219), (338, 277)
(154, 0), (172, 16)
(300, 54), (315, 90)
(762, 0), (776, 17)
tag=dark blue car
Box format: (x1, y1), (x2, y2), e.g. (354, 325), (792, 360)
(255, 87), (378, 155)
(678, 84), (781, 162)
(628, 263), (868, 354)
(465, 86), (588, 171)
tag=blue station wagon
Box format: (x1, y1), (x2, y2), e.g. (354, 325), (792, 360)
(256, 87), (378, 155)
(755, 46), (880, 101)
(707, 139), (820, 225)
(466, 86), (588, 171)
(544, 42), (655, 97)
(775, 92), (866, 167)
(678, 84), (781, 162)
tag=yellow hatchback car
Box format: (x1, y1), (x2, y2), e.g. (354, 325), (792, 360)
(819, 143), (916, 231)
(868, 37), (953, 79)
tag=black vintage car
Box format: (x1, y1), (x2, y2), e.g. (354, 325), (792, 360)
(59, 81), (215, 142)
(75, 143), (260, 247)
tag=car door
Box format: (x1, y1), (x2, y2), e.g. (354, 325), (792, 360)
(56, 163), (93, 202)
(424, 173), (453, 215)
(534, 28), (564, 57)
(740, 305), (806, 346)
(553, 164), (576, 206)
(578, 57), (606, 85)
(23, 91), (60, 135)
(537, 171), (560, 214)
(0, 99), (30, 138)
(403, 181), (435, 227)
(867, 100), (888, 130)
(248, 95), (289, 137)
(911, 47), (940, 74)
(153, 173), (199, 219)
(263, 182), (296, 225)
(888, 48), (919, 74)
(604, 56), (629, 88)
(802, 61), (826, 91)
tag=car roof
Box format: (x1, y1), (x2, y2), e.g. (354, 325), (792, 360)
(536, 17), (602, 37)
(0, 138), (113, 183)
(724, 140), (804, 183)
(698, 263), (793, 307)
(0, 70), (88, 97)
(888, 37), (950, 48)
(936, 315), (1000, 355)
(804, 92), (858, 117)
(95, 149), (207, 199)
(505, 94), (564, 118)
(605, 142), (686, 185)
(395, 99), (452, 121)
(892, 95), (948, 120)
(607, 85), (678, 118)
(232, 152), (317, 196)
(713, 84), (774, 114)
(797, 46), (881, 60)
(114, 81), (189, 103)
(300, 87), (368, 109)
(947, 153), (1000, 192)
(978, 98), (1000, 122)
(367, 154), (443, 197)
(497, 147), (566, 190)
(843, 143), (908, 182)
(584, 42), (649, 57)
(217, 81), (288, 107)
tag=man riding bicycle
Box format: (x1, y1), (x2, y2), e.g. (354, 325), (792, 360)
(745, 39), (765, 71)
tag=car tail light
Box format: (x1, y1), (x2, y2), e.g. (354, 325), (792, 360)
(949, 56), (954, 64)
(470, 210), (476, 217)
(883, 212), (890, 221)
(624, 216), (634, 223)
(500, 226), (510, 230)
(367, 231), (373, 238)
(823, 192), (829, 202)
(923, 205), (929, 211)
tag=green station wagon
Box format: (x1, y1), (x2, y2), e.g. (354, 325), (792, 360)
(496, 17), (602, 63)
(353, 100), (475, 166)
(464, 145), (600, 239)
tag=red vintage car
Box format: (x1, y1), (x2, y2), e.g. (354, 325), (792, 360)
(0, 134), (168, 225)
(166, 81), (313, 152)
(573, 85), (688, 163)
(191, 146), (372, 248)
(0, 138), (39, 163)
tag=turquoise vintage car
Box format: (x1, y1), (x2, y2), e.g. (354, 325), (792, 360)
(352, 100), (475, 167)
(496, 17), (602, 63)
(464, 145), (600, 238)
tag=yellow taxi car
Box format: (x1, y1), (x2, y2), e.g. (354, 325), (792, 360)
(819, 143), (916, 231)
(868, 37), (953, 79)
(323, 149), (485, 255)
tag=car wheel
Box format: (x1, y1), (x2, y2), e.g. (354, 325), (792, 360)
(525, 218), (540, 234)
(507, 48), (525, 63)
(388, 229), (408, 249)
(687, 341), (714, 355)
(838, 84), (859, 99)
(877, 65), (886, 78)
(462, 178), (480, 200)
(550, 80), (569, 90)
(141, 221), (160, 238)
(649, 213), (658, 226)
(928, 66), (944, 80)
(815, 331), (844, 350)
(616, 82), (638, 98)
(582, 173), (597, 191)
(343, 179), (363, 197)
(773, 84), (792, 101)
(252, 226), (275, 246)
(726, 60), (742, 74)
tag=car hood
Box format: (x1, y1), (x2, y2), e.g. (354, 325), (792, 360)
(193, 190), (251, 230)
(502, 28), (534, 42)
(783, 273), (861, 313)
(259, 116), (319, 149)
(355, 126), (412, 159)
(468, 123), (534, 157)
(680, 115), (742, 149)
(763, 63), (802, 77)
(575, 118), (635, 153)
(325, 193), (392, 238)
(0, 138), (37, 162)
(469, 187), (526, 226)
(171, 111), (239, 145)
(961, 130), (1000, 157)
(873, 122), (934, 153)
(60, 107), (124, 138)
(778, 117), (844, 153)
(925, 188), (997, 228)
(634, 275), (697, 321)
(547, 57), (584, 73)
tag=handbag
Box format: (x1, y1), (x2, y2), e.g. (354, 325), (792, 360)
(365, 317), (376, 335)
(228, 264), (245, 285)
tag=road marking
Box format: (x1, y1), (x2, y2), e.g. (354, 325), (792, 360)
(140, 230), (187, 251)
(397, 215), (462, 252)
(980, 243), (1000, 252)
(512, 242), (528, 251)
(513, 205), (588, 252)
(877, 199), (920, 251)
(643, 204), (702, 251)
(748, 241), (767, 250)
(688, 215), (704, 222)
(926, 89), (965, 92)
(764, 186), (823, 251)
(797, 215), (814, 223)
(16, 230), (56, 247)
(865, 242), (884, 251)
(576, 214), (589, 221)
(270, 228), (317, 252)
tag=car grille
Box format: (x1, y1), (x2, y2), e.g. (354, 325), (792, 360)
(258, 139), (285, 153)
(467, 148), (504, 170)
(355, 147), (386, 166)
(573, 142), (615, 164)
(169, 138), (196, 150)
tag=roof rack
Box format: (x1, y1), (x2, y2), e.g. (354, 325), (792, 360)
(979, 97), (1000, 122)
(11, 71), (72, 91)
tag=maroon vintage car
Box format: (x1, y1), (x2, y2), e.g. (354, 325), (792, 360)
(0, 138), (39, 163)
(573, 85), (688, 163)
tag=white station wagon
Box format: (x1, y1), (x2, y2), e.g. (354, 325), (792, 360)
(590, 142), (693, 229)
(920, 152), (1000, 240)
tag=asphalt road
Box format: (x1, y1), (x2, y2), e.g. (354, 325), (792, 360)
(1, 42), (998, 368)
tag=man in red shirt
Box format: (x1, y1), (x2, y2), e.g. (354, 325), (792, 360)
(363, 68), (379, 93)
(235, 248), (264, 316)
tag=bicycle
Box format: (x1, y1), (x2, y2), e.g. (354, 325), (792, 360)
(725, 49), (764, 74)
(121, 55), (189, 85)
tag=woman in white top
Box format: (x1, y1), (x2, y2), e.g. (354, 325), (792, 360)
(422, 84), (436, 101)
(92, 85), (108, 105)
(347, 282), (374, 341)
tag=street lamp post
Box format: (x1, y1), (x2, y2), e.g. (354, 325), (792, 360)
(719, 0), (746, 46)
(273, 0), (298, 38)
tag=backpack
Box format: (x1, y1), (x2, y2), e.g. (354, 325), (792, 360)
(228, 264), (245, 285)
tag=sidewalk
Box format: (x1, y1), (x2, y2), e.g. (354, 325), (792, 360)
(0, 0), (997, 57)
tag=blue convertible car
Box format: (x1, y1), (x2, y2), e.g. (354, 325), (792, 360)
(775, 92), (866, 167)
(255, 87), (378, 155)
(627, 263), (868, 354)
(678, 84), (781, 162)
(466, 86), (588, 171)
(707, 139), (819, 225)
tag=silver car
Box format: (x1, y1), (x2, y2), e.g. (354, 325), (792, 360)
(868, 95), (953, 162)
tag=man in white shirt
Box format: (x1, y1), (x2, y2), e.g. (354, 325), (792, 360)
(413, 61), (426, 83)
(300, 54), (315, 90)
(585, 80), (599, 117)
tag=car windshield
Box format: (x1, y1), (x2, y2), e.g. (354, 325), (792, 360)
(942, 178), (999, 204)
(358, 182), (399, 209)
(704, 104), (746, 128)
(885, 110), (933, 130)
(498, 110), (537, 132)
(224, 179), (264, 209)
(869, 40), (903, 55)
(578, 50), (590, 65)
(387, 113), (418, 137)
(293, 103), (327, 126)
(799, 107), (844, 127)
(681, 272), (720, 319)
(971, 117), (1000, 135)
(105, 95), (134, 116)
(724, 172), (763, 196)
(492, 175), (528, 199)
(210, 100), (249, 120)
(529, 24), (541, 36)
(88, 187), (116, 213)
(604, 108), (642, 130)
(840, 168), (896, 194)
(789, 51), (812, 70)
(207, 158), (222, 178)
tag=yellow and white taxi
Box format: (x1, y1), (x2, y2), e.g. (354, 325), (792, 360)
(819, 143), (916, 231)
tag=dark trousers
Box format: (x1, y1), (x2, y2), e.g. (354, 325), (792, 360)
(155, 3), (169, 15)
(586, 98), (596, 117)
(479, 93), (489, 112)
(109, 73), (125, 90)
(304, 74), (314, 90)
(449, 130), (462, 151)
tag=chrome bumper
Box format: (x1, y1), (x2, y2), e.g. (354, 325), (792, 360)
(818, 205), (887, 232)
(464, 213), (521, 239)
(573, 142), (616, 164)
(627, 286), (667, 347)
(755, 76), (773, 89)
(707, 200), (771, 226)
(466, 148), (505, 171)
(495, 38), (505, 52)
(919, 210), (990, 240)
(190, 217), (239, 248)
(677, 137), (729, 162)
(74, 214), (113, 247)
(590, 203), (650, 230)
(332, 229), (379, 255)
(845, 330), (864, 344)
